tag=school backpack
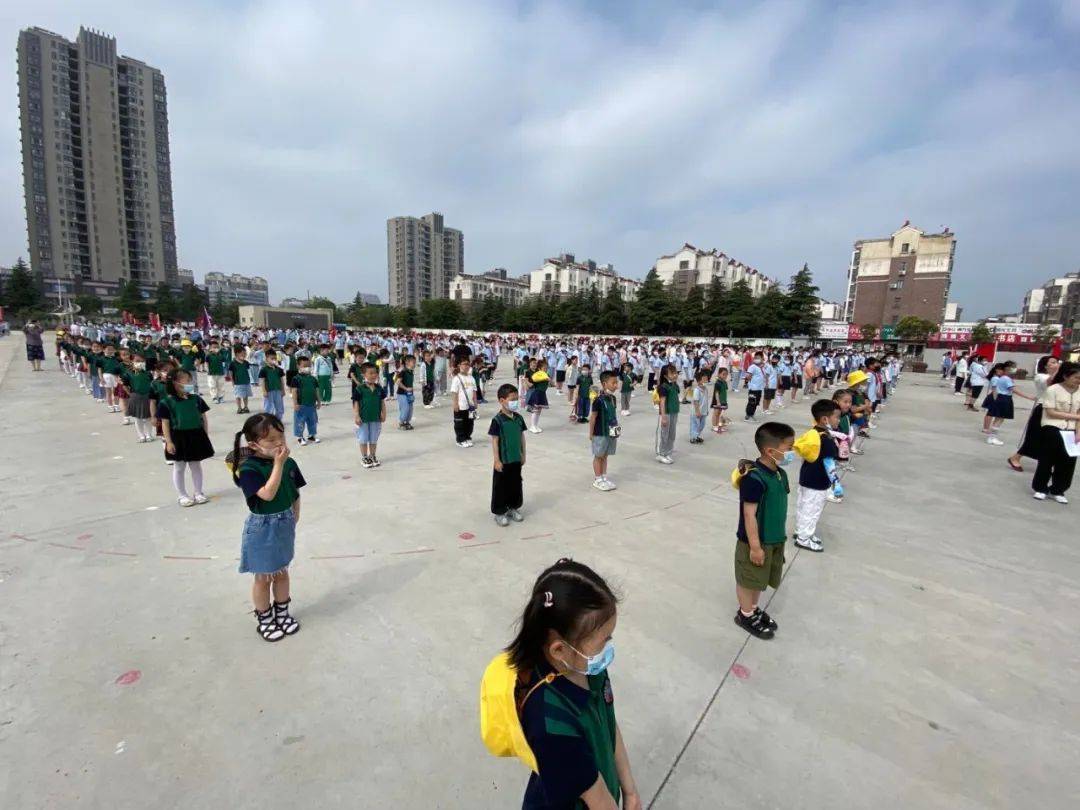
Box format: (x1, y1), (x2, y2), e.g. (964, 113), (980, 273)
(479, 652), (559, 773)
(793, 428), (821, 463)
(650, 387), (661, 406)
(730, 458), (757, 490)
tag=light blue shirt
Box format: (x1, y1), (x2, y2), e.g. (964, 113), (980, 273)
(745, 364), (766, 391)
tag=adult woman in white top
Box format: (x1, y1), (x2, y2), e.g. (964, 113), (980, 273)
(1032, 361), (1080, 503)
(1008, 355), (1059, 472)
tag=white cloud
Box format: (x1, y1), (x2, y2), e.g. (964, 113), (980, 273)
(1, 0), (1077, 316)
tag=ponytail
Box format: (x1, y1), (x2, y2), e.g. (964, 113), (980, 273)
(228, 413), (285, 486)
(505, 558), (618, 674)
(231, 431), (244, 485)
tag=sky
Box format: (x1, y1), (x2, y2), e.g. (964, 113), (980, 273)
(3, 0), (1079, 318)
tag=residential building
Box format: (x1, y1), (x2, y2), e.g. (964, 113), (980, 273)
(528, 254), (640, 302)
(204, 272), (270, 306)
(176, 267), (194, 286)
(386, 212), (463, 308)
(653, 244), (775, 298)
(944, 301), (963, 322)
(1021, 272), (1080, 332)
(818, 300), (844, 321)
(844, 222), (956, 327)
(449, 268), (529, 308)
(279, 297), (308, 308)
(357, 293), (381, 306)
(1021, 287), (1045, 324)
(18, 27), (179, 297)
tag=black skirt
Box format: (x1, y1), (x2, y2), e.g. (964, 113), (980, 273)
(1016, 404), (1044, 459)
(166, 427), (215, 462)
(126, 392), (152, 419)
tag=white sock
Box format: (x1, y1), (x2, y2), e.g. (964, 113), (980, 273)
(172, 461), (189, 498)
(530, 412), (539, 429)
(190, 461), (204, 495)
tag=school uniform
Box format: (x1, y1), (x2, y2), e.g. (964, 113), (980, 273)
(289, 372), (320, 440)
(574, 374), (592, 422)
(983, 375), (1015, 419)
(237, 455), (306, 576)
(689, 384), (708, 439)
(206, 350), (228, 401)
(156, 394), (214, 461)
(489, 411), (527, 515)
(735, 461), (790, 591)
(450, 373), (478, 443)
(421, 359), (436, 405)
(591, 393), (619, 457)
(229, 359), (253, 399)
(619, 373), (634, 413)
(744, 364), (766, 418)
(1033, 384), (1080, 496)
(354, 382), (386, 446)
(711, 379), (729, 412)
(518, 660), (620, 810)
(259, 365), (286, 419)
(396, 367), (415, 424)
(795, 427), (837, 542)
(529, 372), (551, 412)
(656, 380), (680, 457)
(763, 363), (778, 402)
(121, 368), (154, 419)
(967, 362), (988, 400)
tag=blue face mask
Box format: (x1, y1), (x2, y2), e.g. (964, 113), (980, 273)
(507, 399), (520, 411)
(565, 640), (615, 676)
(777, 450), (796, 466)
(182, 383), (195, 394)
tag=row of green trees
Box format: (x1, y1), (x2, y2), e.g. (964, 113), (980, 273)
(317, 264), (824, 338)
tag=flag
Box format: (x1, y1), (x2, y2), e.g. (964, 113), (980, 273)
(329, 326), (337, 340)
(149, 312), (162, 332)
(197, 306), (213, 332)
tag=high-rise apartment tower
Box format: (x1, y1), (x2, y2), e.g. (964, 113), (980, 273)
(386, 212), (463, 308)
(17, 27), (178, 288)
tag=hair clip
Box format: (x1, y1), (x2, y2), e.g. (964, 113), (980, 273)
(543, 591), (554, 608)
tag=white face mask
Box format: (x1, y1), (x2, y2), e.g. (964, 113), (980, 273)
(299, 367), (312, 374)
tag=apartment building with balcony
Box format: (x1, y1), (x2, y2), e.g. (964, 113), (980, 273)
(204, 272), (270, 306)
(652, 244), (775, 298)
(449, 268), (529, 308)
(17, 27), (178, 299)
(528, 253), (640, 302)
(387, 212), (463, 308)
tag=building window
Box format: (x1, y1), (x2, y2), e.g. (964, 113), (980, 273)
(679, 260), (689, 269)
(901, 242), (910, 254)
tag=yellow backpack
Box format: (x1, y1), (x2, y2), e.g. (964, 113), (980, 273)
(730, 459), (757, 490)
(479, 653), (559, 773)
(650, 387), (661, 406)
(793, 428), (821, 463)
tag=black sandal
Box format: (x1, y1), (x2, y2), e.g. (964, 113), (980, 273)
(274, 599), (300, 636)
(255, 607), (285, 642)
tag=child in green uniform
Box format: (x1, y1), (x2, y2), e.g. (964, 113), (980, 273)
(590, 371), (621, 491)
(157, 368), (215, 507)
(289, 356), (321, 446)
(259, 351), (286, 420)
(489, 383), (527, 526)
(619, 363), (635, 416)
(505, 559), (641, 809)
(353, 362), (387, 469)
(733, 421), (795, 639)
(655, 363), (680, 463)
(572, 364), (593, 424)
(711, 367), (730, 434)
(206, 340), (228, 404)
(395, 355), (416, 430)
(314, 345), (334, 404)
(229, 345), (253, 413)
(233, 413), (305, 642)
(121, 351), (155, 442)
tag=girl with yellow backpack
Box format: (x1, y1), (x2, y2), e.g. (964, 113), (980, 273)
(480, 559), (641, 809)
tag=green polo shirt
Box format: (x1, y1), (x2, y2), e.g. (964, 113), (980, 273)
(157, 394), (206, 430)
(207, 350), (227, 375)
(488, 412), (526, 464)
(229, 359), (251, 385)
(620, 373), (634, 393)
(592, 393), (617, 437)
(660, 381), (680, 415)
(237, 456), (306, 515)
(99, 356), (123, 375)
(355, 383), (385, 423)
(396, 367), (414, 394)
(178, 349), (198, 372)
(122, 369), (153, 396)
(713, 379), (728, 407)
(260, 366), (283, 391)
(290, 373), (319, 406)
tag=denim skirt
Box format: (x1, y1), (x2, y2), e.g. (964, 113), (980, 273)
(239, 510), (296, 574)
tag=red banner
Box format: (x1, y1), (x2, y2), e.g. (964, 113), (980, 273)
(847, 324), (864, 340)
(149, 312), (162, 331)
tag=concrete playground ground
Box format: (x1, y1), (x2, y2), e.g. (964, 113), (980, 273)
(1, 333), (1077, 810)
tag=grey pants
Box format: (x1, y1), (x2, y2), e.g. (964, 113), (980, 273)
(621, 391), (631, 412)
(656, 413), (678, 457)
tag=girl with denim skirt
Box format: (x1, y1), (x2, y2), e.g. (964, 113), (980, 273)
(232, 414), (306, 642)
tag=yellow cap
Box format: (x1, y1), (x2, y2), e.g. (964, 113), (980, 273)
(847, 370), (868, 387)
(180, 339), (193, 347)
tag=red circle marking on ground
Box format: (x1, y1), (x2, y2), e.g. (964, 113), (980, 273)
(115, 670), (141, 686)
(730, 664), (751, 680)
(458, 532), (475, 541)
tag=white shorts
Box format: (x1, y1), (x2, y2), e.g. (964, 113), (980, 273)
(102, 373), (118, 389)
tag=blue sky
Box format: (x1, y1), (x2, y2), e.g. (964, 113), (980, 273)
(3, 0), (1079, 317)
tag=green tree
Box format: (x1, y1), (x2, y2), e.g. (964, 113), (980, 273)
(970, 321), (994, 343)
(393, 306), (419, 330)
(209, 290), (239, 327)
(177, 283), (207, 321)
(723, 279), (757, 337)
(630, 269), (676, 335)
(894, 316), (938, 341)
(681, 284), (706, 335)
(116, 278), (147, 317)
(4, 257), (44, 314)
(753, 286), (789, 338)
(784, 263), (821, 337)
(704, 277), (728, 335)
(471, 293), (507, 332)
(419, 298), (465, 329)
(75, 294), (104, 316)
(304, 296), (345, 323)
(352, 304), (394, 327)
(597, 285), (628, 335)
(860, 323), (878, 342)
(153, 283), (178, 320)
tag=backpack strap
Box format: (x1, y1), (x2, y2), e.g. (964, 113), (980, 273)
(517, 671), (562, 713)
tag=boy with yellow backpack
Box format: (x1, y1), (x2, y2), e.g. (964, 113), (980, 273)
(792, 399), (842, 553)
(480, 558), (642, 809)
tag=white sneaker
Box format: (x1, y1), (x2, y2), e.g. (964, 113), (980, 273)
(620, 410), (630, 416)
(178, 496), (194, 507)
(593, 478), (608, 491)
(424, 404), (433, 409)
(986, 436), (1004, 446)
(794, 535), (824, 552)
(311, 437), (321, 444)
(827, 493), (843, 503)
(763, 410), (774, 415)
(1052, 494), (1069, 504)
(457, 441), (469, 448)
(657, 455), (673, 465)
(1032, 491), (1047, 501)
(529, 426), (542, 434)
(193, 493), (209, 505)
(602, 477), (617, 491)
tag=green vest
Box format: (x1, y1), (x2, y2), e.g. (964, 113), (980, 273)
(261, 366), (283, 391)
(493, 412), (526, 463)
(240, 456), (301, 515)
(293, 374), (319, 406)
(230, 360), (251, 385)
(356, 384), (383, 423)
(747, 466), (789, 545)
